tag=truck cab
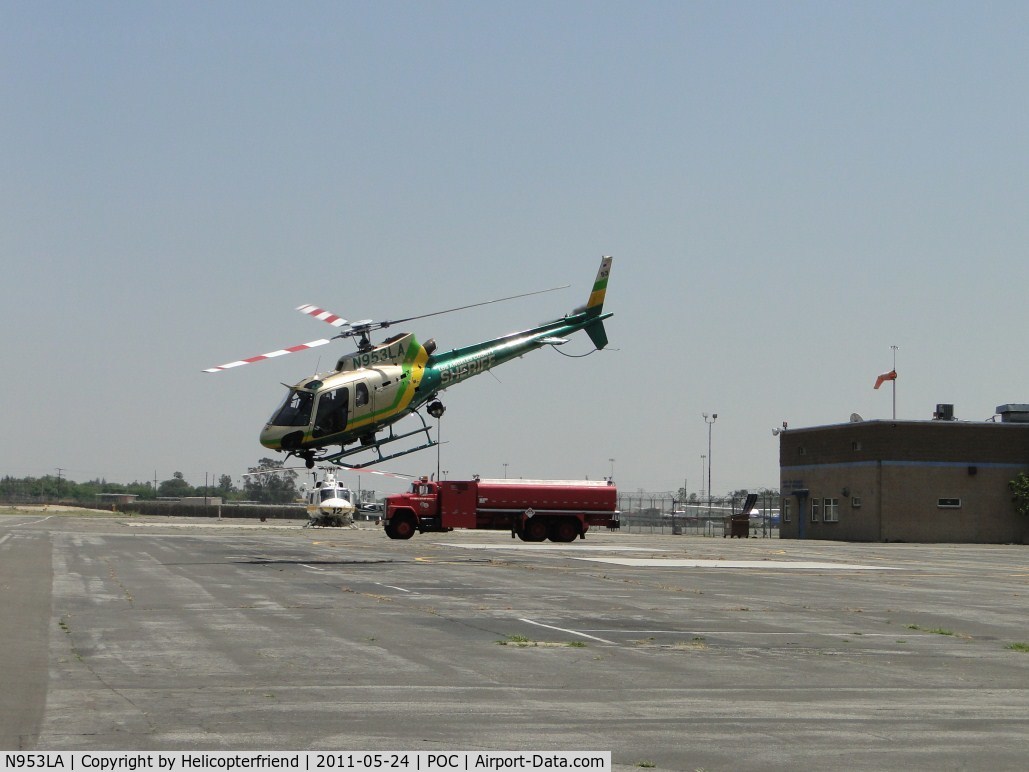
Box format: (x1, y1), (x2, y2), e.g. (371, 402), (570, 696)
(384, 477), (442, 539)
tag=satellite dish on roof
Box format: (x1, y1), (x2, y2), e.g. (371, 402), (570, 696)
(850, 413), (864, 423)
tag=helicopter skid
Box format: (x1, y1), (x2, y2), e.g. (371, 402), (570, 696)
(313, 413), (437, 469)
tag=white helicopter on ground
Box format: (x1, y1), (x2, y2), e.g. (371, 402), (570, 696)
(245, 464), (409, 527)
(301, 467), (357, 527)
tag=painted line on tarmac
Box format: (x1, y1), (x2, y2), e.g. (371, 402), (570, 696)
(584, 629), (918, 637)
(376, 583), (412, 593)
(520, 617), (617, 645)
(436, 543), (657, 552)
(0, 533), (11, 546)
(5, 515), (54, 527)
(574, 557), (899, 570)
(125, 522), (304, 529)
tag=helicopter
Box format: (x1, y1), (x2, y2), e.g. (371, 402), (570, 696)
(301, 467), (356, 526)
(243, 463), (413, 525)
(205, 256), (613, 469)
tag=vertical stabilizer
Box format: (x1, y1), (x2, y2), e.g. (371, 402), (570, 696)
(584, 256), (612, 349)
(586, 256), (613, 318)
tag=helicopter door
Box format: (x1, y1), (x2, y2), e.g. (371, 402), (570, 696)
(312, 387), (349, 439)
(369, 368), (402, 416)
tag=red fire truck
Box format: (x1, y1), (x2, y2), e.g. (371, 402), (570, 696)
(383, 477), (619, 542)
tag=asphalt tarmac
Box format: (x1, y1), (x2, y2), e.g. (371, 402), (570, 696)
(1, 511), (1027, 771)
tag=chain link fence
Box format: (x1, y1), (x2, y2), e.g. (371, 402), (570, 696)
(617, 493), (779, 538)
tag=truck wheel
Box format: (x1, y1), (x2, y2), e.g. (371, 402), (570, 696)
(522, 518), (548, 542)
(548, 519), (579, 543)
(386, 514), (417, 540)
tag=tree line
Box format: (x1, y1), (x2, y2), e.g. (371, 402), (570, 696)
(1, 459), (300, 505)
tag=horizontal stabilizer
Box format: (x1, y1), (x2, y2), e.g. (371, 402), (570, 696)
(585, 319), (608, 350)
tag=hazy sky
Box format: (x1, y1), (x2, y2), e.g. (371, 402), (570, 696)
(3, 1), (1027, 497)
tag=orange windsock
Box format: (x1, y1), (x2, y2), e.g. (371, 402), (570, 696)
(874, 369), (897, 390)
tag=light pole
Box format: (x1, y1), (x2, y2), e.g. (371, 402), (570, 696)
(703, 412), (717, 514)
(700, 455), (706, 501)
(503, 463), (508, 479)
(891, 344), (899, 420)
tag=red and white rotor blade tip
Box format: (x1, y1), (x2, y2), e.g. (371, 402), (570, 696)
(204, 338), (332, 373)
(296, 304), (349, 328)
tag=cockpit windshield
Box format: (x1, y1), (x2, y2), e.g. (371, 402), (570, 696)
(269, 389), (314, 427)
(320, 487), (351, 503)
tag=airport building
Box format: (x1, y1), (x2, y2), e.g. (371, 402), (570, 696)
(778, 405), (1029, 543)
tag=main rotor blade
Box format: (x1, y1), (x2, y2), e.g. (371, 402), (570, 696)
(382, 284), (570, 327)
(296, 304), (349, 327)
(337, 466), (416, 480)
(204, 338), (332, 373)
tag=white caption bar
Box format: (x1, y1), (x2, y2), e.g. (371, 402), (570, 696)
(0, 752), (611, 772)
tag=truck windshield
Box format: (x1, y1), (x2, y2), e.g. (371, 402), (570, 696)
(269, 389), (314, 427)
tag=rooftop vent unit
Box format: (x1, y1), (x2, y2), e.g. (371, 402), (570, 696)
(933, 404), (955, 421)
(996, 404), (1029, 423)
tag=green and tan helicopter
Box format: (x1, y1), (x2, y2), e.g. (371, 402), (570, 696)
(205, 256), (613, 468)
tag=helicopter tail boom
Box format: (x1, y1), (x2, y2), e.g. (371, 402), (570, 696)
(419, 256), (614, 391)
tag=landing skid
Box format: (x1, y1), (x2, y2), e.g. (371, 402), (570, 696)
(310, 411), (438, 469)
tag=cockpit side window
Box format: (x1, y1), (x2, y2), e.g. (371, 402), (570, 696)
(313, 387), (350, 439)
(269, 390), (314, 427)
(355, 382), (369, 407)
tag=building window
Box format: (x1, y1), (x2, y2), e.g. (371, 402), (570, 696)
(823, 498), (839, 522)
(938, 498), (962, 509)
(811, 498), (821, 522)
(851, 496), (862, 508)
(852, 441), (862, 451)
(782, 499), (791, 523)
